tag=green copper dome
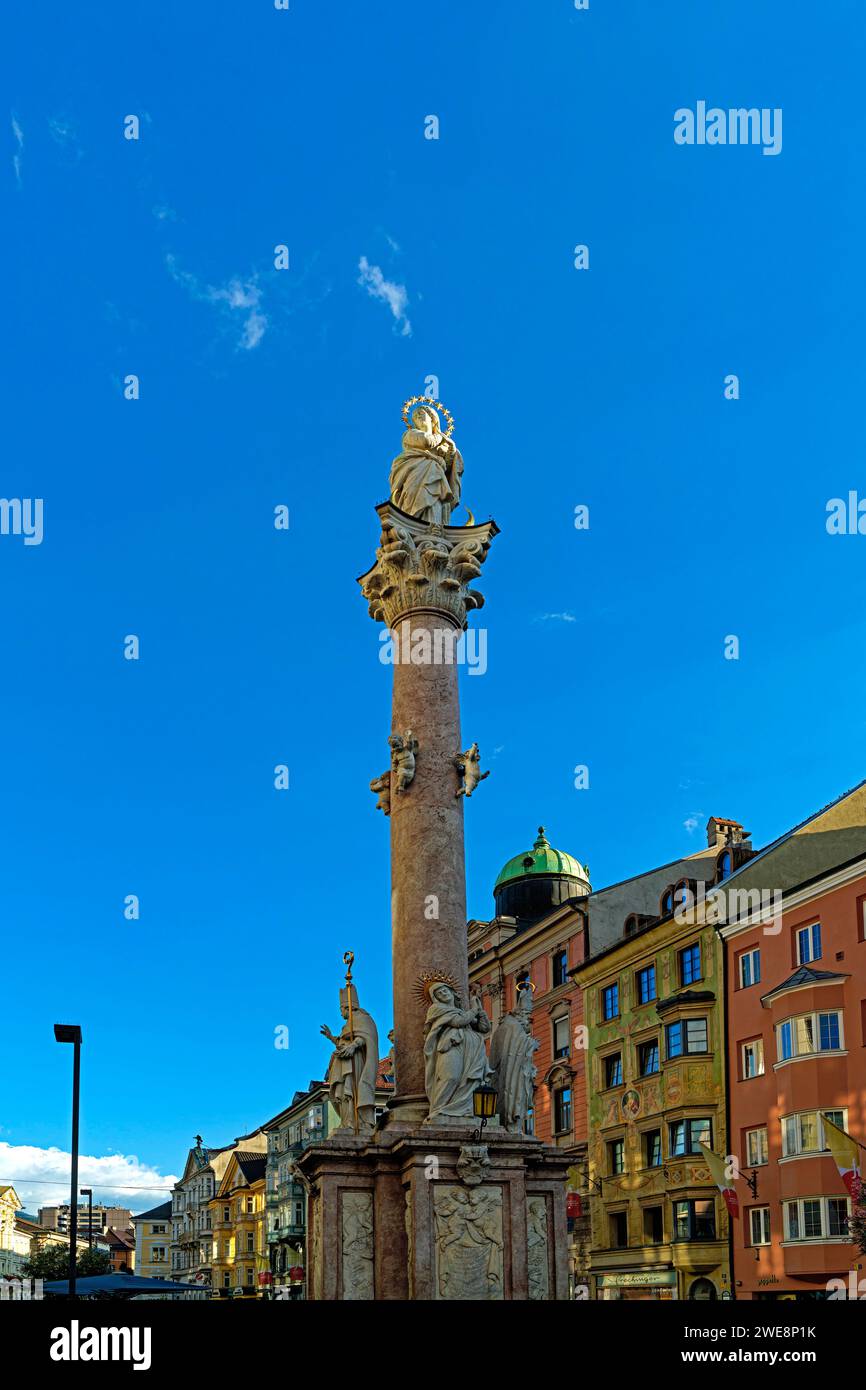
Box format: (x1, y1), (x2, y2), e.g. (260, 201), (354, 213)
(494, 827), (590, 892)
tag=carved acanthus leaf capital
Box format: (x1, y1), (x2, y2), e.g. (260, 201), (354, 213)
(358, 502), (498, 630)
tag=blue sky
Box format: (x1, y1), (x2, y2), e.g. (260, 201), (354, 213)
(3, 0), (866, 1208)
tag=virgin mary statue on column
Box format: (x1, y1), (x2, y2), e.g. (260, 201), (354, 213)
(389, 404), (463, 525)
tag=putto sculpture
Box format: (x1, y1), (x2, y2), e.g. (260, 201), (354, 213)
(369, 769), (391, 815)
(389, 398), (464, 525)
(419, 975), (492, 1121)
(320, 952), (380, 1134)
(454, 742), (490, 798)
(389, 730), (418, 793)
(489, 981), (539, 1135)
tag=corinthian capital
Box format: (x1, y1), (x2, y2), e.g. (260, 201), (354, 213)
(358, 502), (499, 630)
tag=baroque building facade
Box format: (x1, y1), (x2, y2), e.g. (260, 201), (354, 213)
(170, 1129), (267, 1290)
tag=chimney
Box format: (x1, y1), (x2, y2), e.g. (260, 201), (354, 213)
(706, 816), (747, 849)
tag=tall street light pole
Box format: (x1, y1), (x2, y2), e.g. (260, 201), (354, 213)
(54, 1024), (83, 1298)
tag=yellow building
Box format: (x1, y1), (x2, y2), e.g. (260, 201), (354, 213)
(0, 1187), (31, 1276)
(209, 1151), (269, 1298)
(131, 1201), (172, 1278)
(574, 864), (734, 1301)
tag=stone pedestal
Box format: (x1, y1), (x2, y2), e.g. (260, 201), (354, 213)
(298, 1127), (570, 1301)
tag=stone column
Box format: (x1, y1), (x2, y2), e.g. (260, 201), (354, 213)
(358, 503), (498, 1124)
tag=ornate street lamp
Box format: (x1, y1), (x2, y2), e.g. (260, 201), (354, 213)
(472, 1083), (498, 1142)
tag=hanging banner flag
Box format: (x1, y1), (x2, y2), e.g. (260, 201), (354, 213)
(699, 1143), (739, 1219)
(822, 1114), (862, 1199)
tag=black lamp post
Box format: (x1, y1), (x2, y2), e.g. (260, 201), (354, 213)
(472, 1083), (498, 1142)
(54, 1024), (83, 1298)
(80, 1187), (93, 1250)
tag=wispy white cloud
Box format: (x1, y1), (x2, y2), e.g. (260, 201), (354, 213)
(683, 810), (704, 835)
(11, 112), (23, 187)
(47, 115), (83, 162)
(166, 254), (267, 351)
(152, 204), (177, 222)
(357, 256), (411, 337)
(535, 612), (577, 624)
(0, 1141), (177, 1214)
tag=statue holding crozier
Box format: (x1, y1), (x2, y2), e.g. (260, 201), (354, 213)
(320, 952), (380, 1134)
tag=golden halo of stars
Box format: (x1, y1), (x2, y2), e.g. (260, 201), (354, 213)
(402, 394), (455, 439)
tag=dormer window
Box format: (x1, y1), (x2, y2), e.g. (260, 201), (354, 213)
(717, 850), (733, 882)
(660, 887), (674, 916)
(674, 879), (695, 913)
(624, 915), (640, 937)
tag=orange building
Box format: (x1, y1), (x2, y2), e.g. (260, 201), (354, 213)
(720, 780), (866, 1300)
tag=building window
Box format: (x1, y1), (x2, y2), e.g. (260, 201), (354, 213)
(828, 1198), (850, 1237)
(553, 1086), (572, 1134)
(636, 964), (656, 1004)
(741, 1038), (764, 1079)
(673, 1199), (715, 1241)
(717, 850), (733, 882)
(749, 1207), (771, 1246)
(679, 943), (702, 986)
(776, 1010), (843, 1061)
(660, 887), (674, 916)
(222, 1207), (230, 1222)
(738, 948), (761, 988)
(553, 1015), (570, 1059)
(525, 1107), (535, 1136)
(608, 1139), (625, 1175)
(665, 1017), (708, 1058)
(624, 915), (640, 937)
(781, 1109), (846, 1158)
(638, 1039), (659, 1076)
(795, 922), (822, 965)
(643, 1206), (664, 1244)
(223, 1272), (230, 1289)
(745, 1126), (768, 1166)
(669, 1117), (712, 1157)
(552, 949), (568, 988)
(601, 983), (619, 1020)
(609, 1211), (628, 1248)
(604, 1053), (623, 1088)
(784, 1196), (850, 1242)
(643, 1130), (662, 1168)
